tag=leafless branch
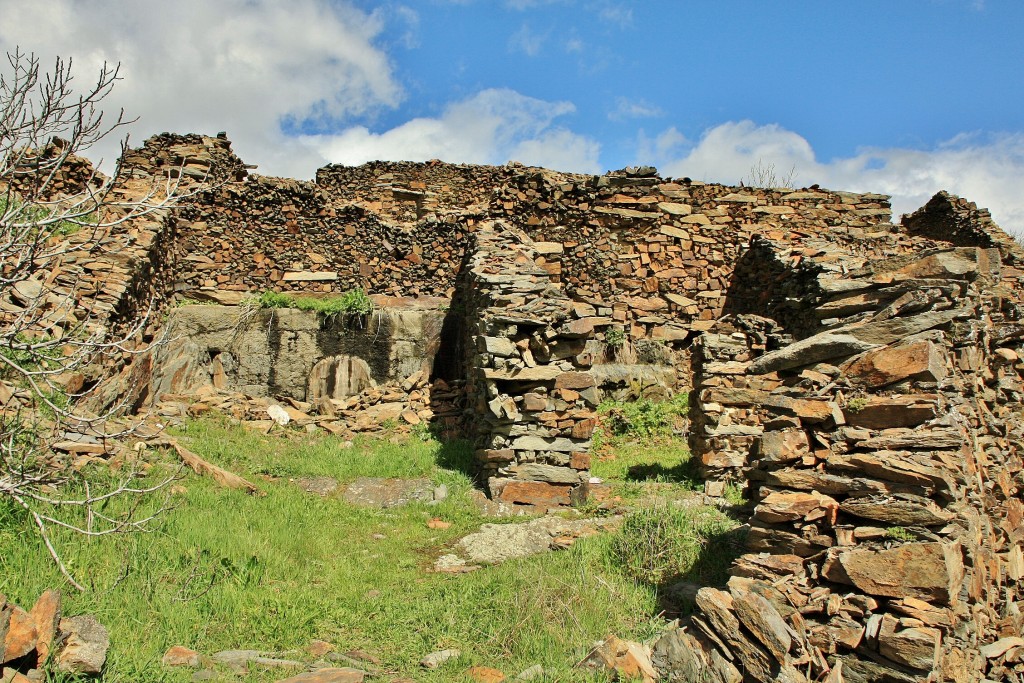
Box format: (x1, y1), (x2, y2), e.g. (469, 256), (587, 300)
(0, 49), (197, 590)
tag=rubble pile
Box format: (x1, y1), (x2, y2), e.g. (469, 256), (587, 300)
(152, 371), (467, 441)
(1, 590), (109, 679)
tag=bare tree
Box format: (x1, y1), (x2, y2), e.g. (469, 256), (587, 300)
(0, 50), (186, 590)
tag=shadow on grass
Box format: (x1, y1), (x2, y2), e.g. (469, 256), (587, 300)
(657, 523), (750, 618)
(433, 437), (477, 479)
(624, 459), (703, 488)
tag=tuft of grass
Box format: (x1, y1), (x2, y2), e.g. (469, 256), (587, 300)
(608, 502), (743, 588)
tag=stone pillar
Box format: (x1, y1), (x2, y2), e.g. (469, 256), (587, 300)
(460, 221), (596, 509)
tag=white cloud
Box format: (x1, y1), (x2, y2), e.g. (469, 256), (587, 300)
(609, 97), (664, 122)
(655, 120), (1024, 236)
(636, 127), (688, 162)
(306, 89), (601, 173)
(597, 4), (633, 26)
(391, 5), (421, 49)
(508, 23), (547, 57)
(0, 0), (401, 178)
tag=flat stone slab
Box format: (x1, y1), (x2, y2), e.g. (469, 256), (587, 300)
(434, 515), (622, 570)
(340, 477), (438, 508)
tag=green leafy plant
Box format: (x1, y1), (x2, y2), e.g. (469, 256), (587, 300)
(604, 327), (626, 348)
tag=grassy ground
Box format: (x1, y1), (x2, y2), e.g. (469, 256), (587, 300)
(1, 410), (741, 682)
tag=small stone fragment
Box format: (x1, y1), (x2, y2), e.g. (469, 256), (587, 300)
(162, 645), (201, 668)
(420, 649), (460, 669)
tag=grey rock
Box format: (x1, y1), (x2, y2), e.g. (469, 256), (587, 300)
(341, 477), (435, 508)
(56, 615), (110, 675)
(515, 664), (545, 680)
(512, 463), (582, 484)
(211, 650), (263, 672)
(420, 649), (460, 669)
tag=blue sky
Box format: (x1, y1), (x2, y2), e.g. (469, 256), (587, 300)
(1, 0), (1021, 231)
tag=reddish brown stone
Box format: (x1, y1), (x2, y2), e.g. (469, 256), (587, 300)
(554, 372), (595, 390)
(29, 589), (61, 666)
(757, 429), (809, 463)
(477, 449), (514, 463)
(843, 395), (938, 429)
(161, 645), (201, 668)
(571, 418), (597, 440)
(498, 481), (571, 507)
(466, 666), (505, 683)
(569, 452), (592, 470)
(754, 491), (838, 525)
(822, 541), (964, 605)
(521, 393), (547, 412)
(2, 605), (38, 665)
(577, 636), (656, 683)
(843, 341), (946, 388)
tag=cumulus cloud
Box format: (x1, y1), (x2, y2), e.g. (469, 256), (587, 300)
(0, 0), (401, 178)
(655, 120), (1024, 235)
(305, 88), (601, 173)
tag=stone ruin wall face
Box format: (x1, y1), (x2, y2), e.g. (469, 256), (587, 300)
(40, 134), (1024, 683)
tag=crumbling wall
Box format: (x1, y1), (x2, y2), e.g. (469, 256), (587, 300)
(681, 237), (1023, 682)
(315, 159), (512, 222)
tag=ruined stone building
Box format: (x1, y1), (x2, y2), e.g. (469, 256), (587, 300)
(6, 132), (1024, 682)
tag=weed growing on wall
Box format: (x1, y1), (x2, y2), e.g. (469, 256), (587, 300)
(253, 288), (374, 317)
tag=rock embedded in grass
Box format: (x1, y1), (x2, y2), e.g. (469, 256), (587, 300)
(420, 649), (460, 669)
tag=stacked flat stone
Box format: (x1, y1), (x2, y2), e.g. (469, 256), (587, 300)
(680, 242), (1022, 682)
(461, 221), (596, 509)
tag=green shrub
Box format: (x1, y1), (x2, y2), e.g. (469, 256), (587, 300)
(885, 526), (916, 542)
(845, 397), (868, 413)
(604, 327), (626, 348)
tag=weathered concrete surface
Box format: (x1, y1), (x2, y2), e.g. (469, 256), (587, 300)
(151, 305), (445, 401)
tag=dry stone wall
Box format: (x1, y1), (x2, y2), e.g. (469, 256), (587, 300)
(459, 221), (596, 509)
(682, 238), (1023, 682)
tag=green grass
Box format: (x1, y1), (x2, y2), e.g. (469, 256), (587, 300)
(251, 288), (373, 317)
(1, 417), (666, 682)
(609, 502), (743, 589)
(597, 393), (689, 442)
